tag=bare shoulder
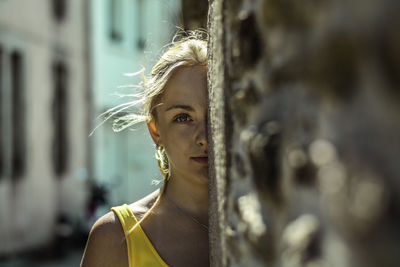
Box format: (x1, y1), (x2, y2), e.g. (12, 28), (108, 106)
(80, 211), (128, 267)
(80, 189), (160, 267)
(128, 189), (160, 221)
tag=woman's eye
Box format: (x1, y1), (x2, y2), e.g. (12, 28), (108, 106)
(174, 114), (192, 123)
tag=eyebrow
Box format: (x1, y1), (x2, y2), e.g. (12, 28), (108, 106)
(165, 104), (195, 112)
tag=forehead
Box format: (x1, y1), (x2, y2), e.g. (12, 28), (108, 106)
(160, 65), (207, 109)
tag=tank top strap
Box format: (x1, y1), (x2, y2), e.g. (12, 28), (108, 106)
(111, 204), (138, 231)
(111, 204), (169, 267)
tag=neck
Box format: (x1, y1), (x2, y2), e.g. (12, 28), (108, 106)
(161, 172), (208, 221)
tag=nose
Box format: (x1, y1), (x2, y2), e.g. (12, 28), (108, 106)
(196, 118), (208, 150)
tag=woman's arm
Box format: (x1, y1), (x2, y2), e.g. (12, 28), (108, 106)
(81, 212), (129, 267)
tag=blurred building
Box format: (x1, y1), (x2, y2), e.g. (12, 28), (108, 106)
(89, 0), (180, 208)
(0, 0), (181, 257)
(0, 0), (90, 255)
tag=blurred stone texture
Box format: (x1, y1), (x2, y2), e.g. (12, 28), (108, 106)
(208, 0), (400, 266)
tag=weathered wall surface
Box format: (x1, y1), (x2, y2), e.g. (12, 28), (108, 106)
(208, 0), (400, 266)
(208, 0), (227, 266)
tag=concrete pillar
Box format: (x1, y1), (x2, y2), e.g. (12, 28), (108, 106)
(208, 0), (400, 266)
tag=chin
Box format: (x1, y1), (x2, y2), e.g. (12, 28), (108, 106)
(190, 169), (208, 183)
(199, 170), (209, 181)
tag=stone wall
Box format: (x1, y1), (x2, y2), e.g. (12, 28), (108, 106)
(208, 0), (400, 266)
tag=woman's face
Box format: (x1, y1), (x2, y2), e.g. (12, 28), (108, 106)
(147, 65), (208, 183)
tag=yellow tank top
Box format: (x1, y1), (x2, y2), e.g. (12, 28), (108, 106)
(111, 204), (169, 267)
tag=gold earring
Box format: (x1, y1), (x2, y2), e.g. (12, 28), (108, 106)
(155, 145), (170, 180)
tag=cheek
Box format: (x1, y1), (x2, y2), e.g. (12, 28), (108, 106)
(163, 127), (194, 156)
(165, 124), (194, 140)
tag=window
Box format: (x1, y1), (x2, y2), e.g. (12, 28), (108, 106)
(52, 0), (67, 22)
(0, 46), (3, 177)
(109, 0), (123, 42)
(10, 51), (26, 180)
(52, 62), (68, 176)
(136, 0), (145, 50)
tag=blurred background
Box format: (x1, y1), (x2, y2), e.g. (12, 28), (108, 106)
(0, 0), (205, 265)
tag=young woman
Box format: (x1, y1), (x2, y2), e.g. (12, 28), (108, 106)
(81, 32), (209, 267)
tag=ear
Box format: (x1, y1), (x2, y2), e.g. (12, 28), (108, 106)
(147, 120), (161, 145)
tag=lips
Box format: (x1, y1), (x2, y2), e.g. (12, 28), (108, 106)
(191, 156), (208, 164)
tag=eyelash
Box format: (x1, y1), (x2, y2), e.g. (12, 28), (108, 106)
(173, 113), (192, 123)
